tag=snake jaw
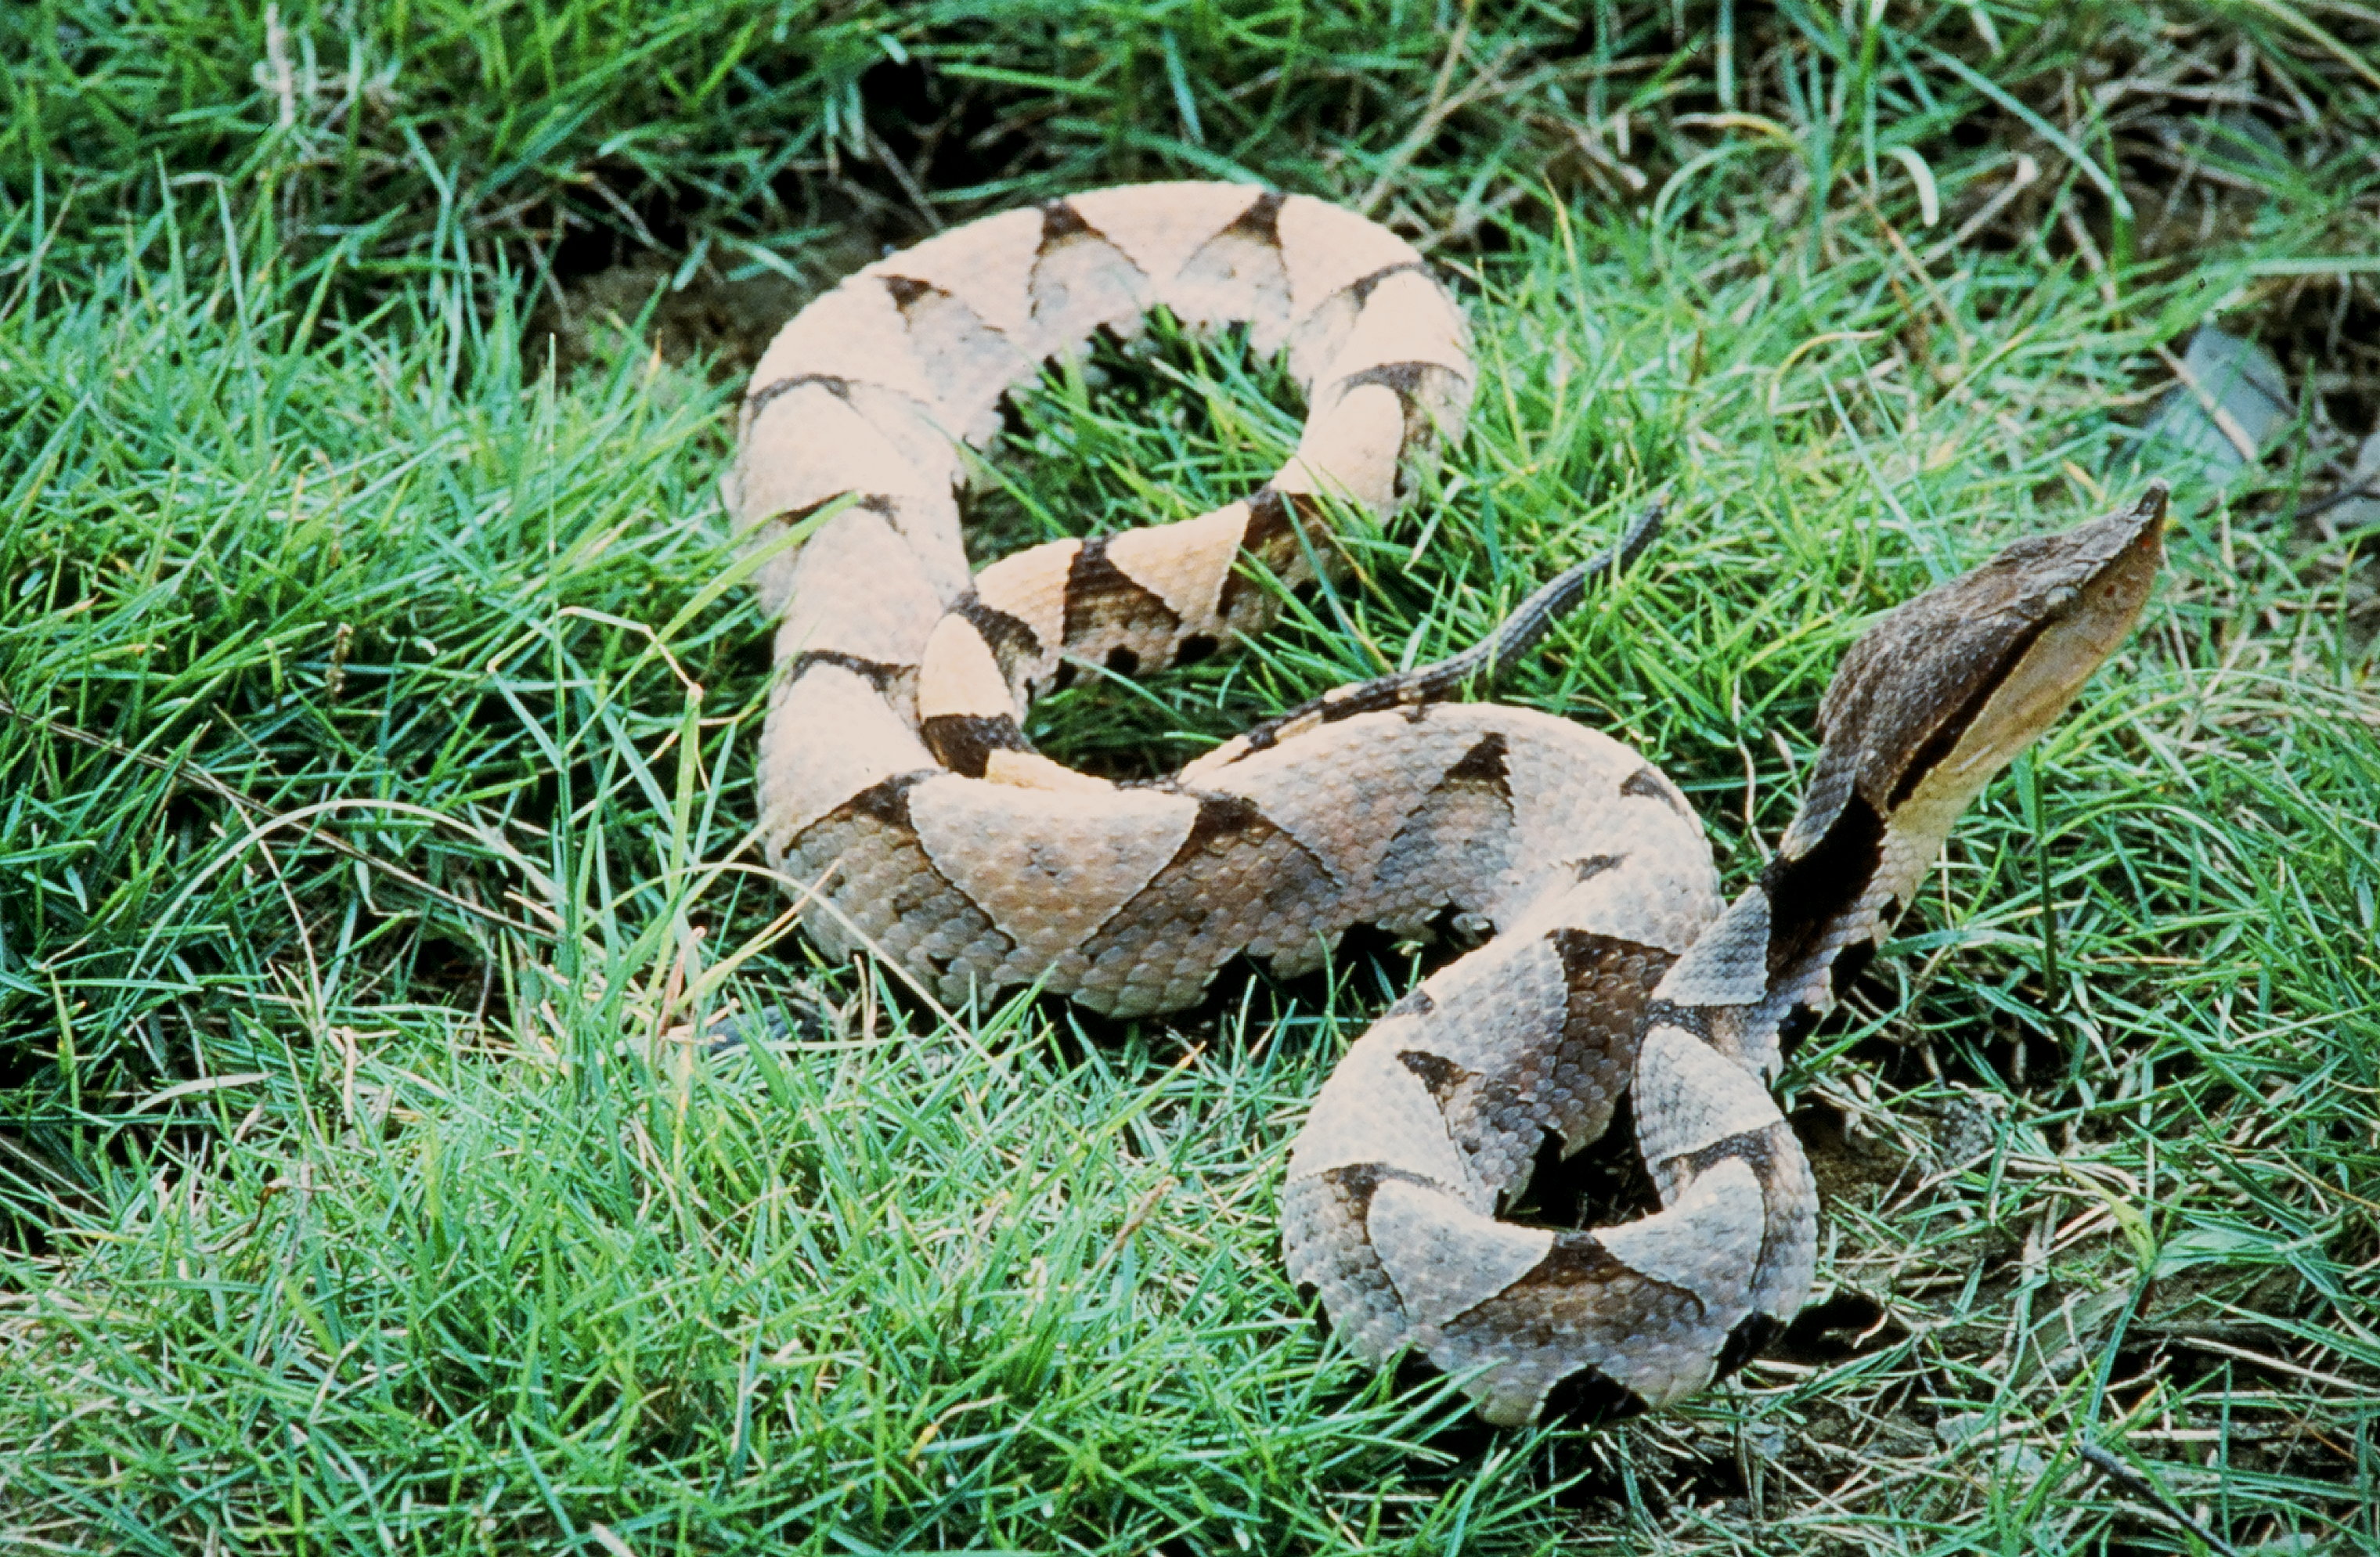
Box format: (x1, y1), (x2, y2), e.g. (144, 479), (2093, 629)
(1803, 481), (2167, 846)
(1894, 481), (2165, 807)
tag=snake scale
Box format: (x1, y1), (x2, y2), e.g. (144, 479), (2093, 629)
(724, 182), (2165, 1425)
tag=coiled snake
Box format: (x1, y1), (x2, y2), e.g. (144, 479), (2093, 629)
(724, 182), (2165, 1425)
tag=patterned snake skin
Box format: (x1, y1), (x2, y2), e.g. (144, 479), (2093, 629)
(724, 182), (2165, 1425)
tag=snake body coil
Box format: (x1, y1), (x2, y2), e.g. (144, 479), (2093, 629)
(727, 183), (2164, 1425)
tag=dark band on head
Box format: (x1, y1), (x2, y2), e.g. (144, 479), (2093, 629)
(1884, 618), (2052, 808)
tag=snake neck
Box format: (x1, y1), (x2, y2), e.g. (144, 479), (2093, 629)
(1643, 487), (2169, 1082)
(1638, 773), (1906, 1084)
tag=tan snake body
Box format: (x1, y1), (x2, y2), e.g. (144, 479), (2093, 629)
(725, 182), (2165, 1425)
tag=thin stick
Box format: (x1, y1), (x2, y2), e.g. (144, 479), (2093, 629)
(2078, 1441), (2245, 1557)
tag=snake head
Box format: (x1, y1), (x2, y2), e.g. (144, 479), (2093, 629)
(1780, 481), (2167, 862)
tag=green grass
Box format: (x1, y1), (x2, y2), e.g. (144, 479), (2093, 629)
(4, 2), (2379, 1552)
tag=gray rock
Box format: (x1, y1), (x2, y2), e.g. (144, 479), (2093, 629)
(2134, 324), (2292, 492)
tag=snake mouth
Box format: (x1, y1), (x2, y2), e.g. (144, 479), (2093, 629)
(1953, 482), (2167, 775)
(2071, 478), (2169, 613)
(1801, 481), (2169, 838)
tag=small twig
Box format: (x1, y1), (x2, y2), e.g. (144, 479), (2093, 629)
(577, 171), (662, 252)
(2161, 1333), (2371, 1394)
(2297, 474), (2380, 527)
(1357, 9), (1506, 218)
(2153, 343), (2267, 465)
(1099, 1173), (1181, 1265)
(1420, 0), (1480, 128)
(1928, 153), (2039, 259)
(2078, 1441), (2245, 1557)
(2056, 193), (2119, 309)
(867, 126), (944, 234)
